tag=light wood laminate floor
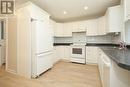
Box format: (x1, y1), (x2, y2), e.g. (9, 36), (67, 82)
(0, 61), (102, 87)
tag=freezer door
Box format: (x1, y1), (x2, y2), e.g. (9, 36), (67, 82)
(32, 20), (53, 54)
(32, 51), (53, 77)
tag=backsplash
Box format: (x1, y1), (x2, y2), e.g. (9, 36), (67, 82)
(111, 33), (121, 44)
(54, 32), (122, 44)
(86, 35), (112, 43)
(54, 37), (73, 43)
(72, 32), (86, 43)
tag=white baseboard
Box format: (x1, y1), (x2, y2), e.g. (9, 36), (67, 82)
(86, 62), (98, 65)
(6, 68), (17, 74)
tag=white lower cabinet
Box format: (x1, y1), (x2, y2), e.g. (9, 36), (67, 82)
(86, 46), (98, 64)
(53, 46), (62, 64)
(53, 46), (70, 64)
(100, 51), (110, 87)
(63, 46), (71, 60)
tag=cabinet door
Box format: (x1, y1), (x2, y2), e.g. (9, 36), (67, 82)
(86, 19), (98, 36)
(124, 0), (130, 21)
(72, 22), (87, 32)
(86, 47), (98, 64)
(63, 46), (70, 60)
(53, 46), (64, 63)
(63, 23), (72, 37)
(52, 47), (58, 64)
(98, 16), (106, 35)
(125, 20), (130, 44)
(78, 21), (86, 32)
(49, 19), (56, 37)
(56, 46), (64, 59)
(102, 54), (110, 87)
(54, 23), (63, 37)
(72, 22), (79, 32)
(53, 46), (71, 62)
(106, 5), (122, 33)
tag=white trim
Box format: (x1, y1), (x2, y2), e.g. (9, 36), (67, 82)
(0, 17), (8, 71)
(5, 18), (8, 71)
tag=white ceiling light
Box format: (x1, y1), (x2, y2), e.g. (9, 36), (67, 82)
(63, 11), (67, 14)
(84, 6), (88, 10)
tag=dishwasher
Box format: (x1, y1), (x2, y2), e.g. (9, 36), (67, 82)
(102, 54), (110, 87)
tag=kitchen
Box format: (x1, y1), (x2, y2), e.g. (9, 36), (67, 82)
(0, 0), (130, 87)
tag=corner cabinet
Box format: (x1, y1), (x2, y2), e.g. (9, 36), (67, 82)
(105, 5), (123, 33)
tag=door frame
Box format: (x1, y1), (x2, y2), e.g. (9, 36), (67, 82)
(0, 17), (8, 70)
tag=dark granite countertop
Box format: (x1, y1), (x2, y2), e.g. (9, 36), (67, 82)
(86, 43), (119, 47)
(53, 43), (73, 46)
(85, 43), (130, 71)
(100, 47), (130, 71)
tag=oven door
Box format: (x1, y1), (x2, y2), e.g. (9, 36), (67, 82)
(71, 46), (85, 58)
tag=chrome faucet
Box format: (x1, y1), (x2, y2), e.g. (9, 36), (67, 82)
(119, 41), (127, 50)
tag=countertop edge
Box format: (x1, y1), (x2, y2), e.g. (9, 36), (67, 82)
(53, 43), (73, 46)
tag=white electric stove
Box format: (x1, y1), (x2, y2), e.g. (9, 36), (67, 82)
(70, 43), (86, 64)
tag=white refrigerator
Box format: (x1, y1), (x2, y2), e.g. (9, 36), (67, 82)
(31, 19), (53, 78)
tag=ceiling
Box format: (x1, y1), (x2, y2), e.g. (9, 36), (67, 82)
(15, 0), (120, 22)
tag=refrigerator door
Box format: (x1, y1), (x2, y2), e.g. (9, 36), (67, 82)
(32, 20), (53, 54)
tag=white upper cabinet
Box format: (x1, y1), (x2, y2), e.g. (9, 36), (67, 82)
(53, 5), (123, 37)
(54, 23), (72, 37)
(72, 22), (79, 32)
(54, 23), (64, 37)
(86, 19), (98, 36)
(123, 0), (130, 21)
(63, 23), (72, 37)
(72, 21), (86, 32)
(49, 19), (56, 37)
(54, 21), (87, 37)
(105, 5), (123, 33)
(98, 16), (107, 35)
(78, 21), (87, 32)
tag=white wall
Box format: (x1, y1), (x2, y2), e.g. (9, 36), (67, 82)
(7, 16), (17, 73)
